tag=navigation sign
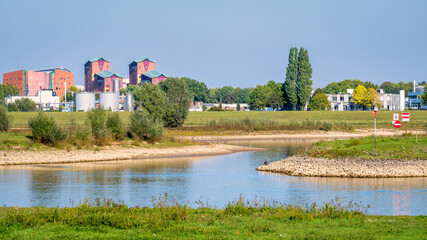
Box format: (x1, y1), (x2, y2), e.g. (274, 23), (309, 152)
(394, 120), (402, 129)
(402, 112), (410, 122)
(373, 107), (378, 117)
(392, 113), (399, 124)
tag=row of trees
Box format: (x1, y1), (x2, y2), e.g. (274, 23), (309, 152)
(323, 79), (379, 95)
(324, 79), (427, 98)
(248, 81), (283, 110)
(181, 77), (251, 104)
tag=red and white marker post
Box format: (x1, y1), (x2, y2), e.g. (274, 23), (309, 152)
(394, 120), (401, 129)
(373, 107), (378, 155)
(394, 119), (402, 138)
(401, 112), (410, 136)
(392, 113), (399, 136)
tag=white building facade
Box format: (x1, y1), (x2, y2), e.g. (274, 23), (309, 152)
(5, 90), (60, 110)
(327, 89), (405, 111)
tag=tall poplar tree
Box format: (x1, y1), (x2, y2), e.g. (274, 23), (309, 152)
(283, 47), (298, 110)
(296, 48), (313, 110)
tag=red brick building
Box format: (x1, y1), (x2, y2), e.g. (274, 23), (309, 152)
(140, 70), (167, 85)
(3, 70), (26, 96)
(84, 57), (111, 92)
(129, 58), (156, 85)
(94, 70), (123, 92)
(2, 67), (74, 100)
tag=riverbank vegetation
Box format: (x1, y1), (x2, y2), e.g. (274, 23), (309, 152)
(300, 134), (427, 160)
(1, 79), (194, 149)
(175, 118), (354, 133)
(0, 197), (425, 239)
(7, 111), (427, 130)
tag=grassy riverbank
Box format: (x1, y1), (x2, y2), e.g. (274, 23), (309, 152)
(1, 198), (426, 239)
(0, 130), (198, 151)
(8, 111), (427, 130)
(300, 134), (427, 160)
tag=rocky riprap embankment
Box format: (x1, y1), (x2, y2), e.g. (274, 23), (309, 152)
(256, 156), (427, 178)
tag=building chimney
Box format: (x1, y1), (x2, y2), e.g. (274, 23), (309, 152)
(413, 80), (416, 92)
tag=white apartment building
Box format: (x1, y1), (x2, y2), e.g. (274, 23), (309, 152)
(327, 89), (405, 111)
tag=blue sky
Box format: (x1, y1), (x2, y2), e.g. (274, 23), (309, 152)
(0, 0), (426, 89)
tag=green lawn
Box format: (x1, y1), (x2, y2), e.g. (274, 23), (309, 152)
(1, 200), (426, 239)
(301, 135), (427, 160)
(185, 110), (427, 129)
(8, 111), (427, 130)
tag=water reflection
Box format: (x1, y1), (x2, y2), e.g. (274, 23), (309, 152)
(0, 142), (425, 215)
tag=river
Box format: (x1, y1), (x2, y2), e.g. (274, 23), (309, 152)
(0, 141), (425, 215)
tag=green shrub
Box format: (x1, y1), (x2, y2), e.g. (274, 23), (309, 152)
(7, 103), (18, 112)
(15, 98), (37, 112)
(0, 105), (11, 131)
(67, 118), (91, 147)
(347, 138), (362, 147)
(129, 110), (164, 143)
(106, 112), (124, 140)
(86, 108), (108, 145)
(28, 111), (67, 145)
(208, 106), (225, 111)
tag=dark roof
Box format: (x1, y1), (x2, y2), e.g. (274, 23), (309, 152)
(33, 67), (72, 73)
(85, 57), (111, 65)
(95, 70), (123, 79)
(141, 70), (166, 79)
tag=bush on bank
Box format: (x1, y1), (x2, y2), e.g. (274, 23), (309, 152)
(25, 107), (166, 148)
(86, 108), (109, 145)
(129, 110), (164, 143)
(106, 112), (124, 140)
(28, 111), (67, 146)
(0, 105), (11, 131)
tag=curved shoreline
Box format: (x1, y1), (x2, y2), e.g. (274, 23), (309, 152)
(178, 130), (398, 142)
(0, 144), (258, 166)
(256, 155), (427, 178)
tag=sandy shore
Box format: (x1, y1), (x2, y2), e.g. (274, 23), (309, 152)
(179, 130), (398, 142)
(256, 155), (427, 178)
(0, 144), (257, 165)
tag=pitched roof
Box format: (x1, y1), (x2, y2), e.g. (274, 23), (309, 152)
(129, 58), (156, 65)
(95, 70), (123, 79)
(33, 67), (72, 73)
(141, 70), (166, 79)
(85, 57), (111, 64)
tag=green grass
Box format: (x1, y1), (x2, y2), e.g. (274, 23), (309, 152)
(0, 130), (199, 151)
(301, 134), (427, 160)
(185, 111), (427, 129)
(0, 131), (46, 151)
(0, 197), (426, 239)
(9, 111), (427, 130)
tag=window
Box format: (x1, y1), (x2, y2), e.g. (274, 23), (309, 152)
(332, 97), (337, 101)
(340, 97), (344, 101)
